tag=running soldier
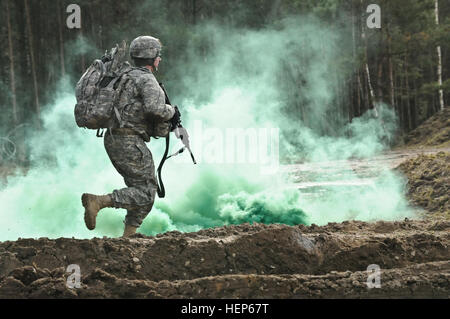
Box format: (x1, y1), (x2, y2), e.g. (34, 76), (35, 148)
(82, 35), (176, 237)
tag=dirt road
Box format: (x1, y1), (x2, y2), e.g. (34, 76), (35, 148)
(283, 148), (450, 195)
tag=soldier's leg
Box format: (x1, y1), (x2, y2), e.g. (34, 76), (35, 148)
(82, 193), (114, 230)
(104, 134), (158, 233)
(122, 193), (155, 237)
(123, 202), (154, 236)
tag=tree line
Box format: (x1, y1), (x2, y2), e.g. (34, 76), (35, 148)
(0, 0), (448, 165)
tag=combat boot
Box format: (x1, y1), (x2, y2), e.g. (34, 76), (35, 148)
(122, 225), (138, 237)
(82, 193), (113, 230)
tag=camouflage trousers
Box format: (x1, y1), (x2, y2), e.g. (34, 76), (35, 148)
(104, 132), (157, 227)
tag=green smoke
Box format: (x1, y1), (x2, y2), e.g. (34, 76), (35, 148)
(0, 15), (415, 241)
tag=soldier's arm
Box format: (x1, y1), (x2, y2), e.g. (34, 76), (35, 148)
(137, 73), (175, 121)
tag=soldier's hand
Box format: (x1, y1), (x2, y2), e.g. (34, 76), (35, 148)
(152, 121), (171, 137)
(170, 106), (181, 130)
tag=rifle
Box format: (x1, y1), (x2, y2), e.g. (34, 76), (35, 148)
(156, 83), (196, 198)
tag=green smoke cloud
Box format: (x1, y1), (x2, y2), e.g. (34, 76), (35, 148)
(0, 15), (415, 241)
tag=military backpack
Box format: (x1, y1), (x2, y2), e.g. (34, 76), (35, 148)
(74, 41), (131, 136)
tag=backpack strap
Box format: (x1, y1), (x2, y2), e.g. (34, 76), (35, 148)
(111, 68), (136, 128)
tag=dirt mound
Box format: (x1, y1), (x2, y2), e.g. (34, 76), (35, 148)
(397, 152), (449, 216)
(403, 107), (450, 148)
(1, 220), (449, 298)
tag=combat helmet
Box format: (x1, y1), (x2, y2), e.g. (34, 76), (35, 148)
(129, 36), (162, 59)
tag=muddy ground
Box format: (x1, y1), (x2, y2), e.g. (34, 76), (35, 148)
(402, 107), (450, 148)
(0, 218), (448, 298)
(397, 152), (449, 217)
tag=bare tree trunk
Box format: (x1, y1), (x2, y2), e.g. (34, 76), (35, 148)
(387, 25), (395, 109)
(193, 0), (196, 25)
(365, 64), (377, 111)
(412, 76), (418, 129)
(358, 69), (364, 115)
(348, 77), (352, 123)
(429, 52), (438, 115)
(377, 57), (384, 102)
(435, 0), (445, 110)
(360, 0), (378, 117)
(404, 52), (412, 131)
(80, 4), (86, 73)
(6, 0), (17, 125)
(7, 0), (28, 164)
(352, 1), (361, 117)
(80, 29), (86, 72)
(399, 69), (405, 130)
(335, 71), (342, 131)
(24, 0), (40, 125)
(57, 1), (65, 77)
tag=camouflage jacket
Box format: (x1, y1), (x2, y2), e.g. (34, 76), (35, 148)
(114, 64), (175, 141)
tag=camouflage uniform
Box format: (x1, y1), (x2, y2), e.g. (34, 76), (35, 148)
(105, 66), (174, 227)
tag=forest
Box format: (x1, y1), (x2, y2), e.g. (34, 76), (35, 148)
(0, 0), (449, 165)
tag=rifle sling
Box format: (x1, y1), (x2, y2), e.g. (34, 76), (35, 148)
(156, 134), (170, 198)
